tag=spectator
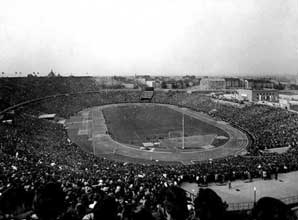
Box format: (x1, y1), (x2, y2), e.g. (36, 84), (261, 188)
(252, 197), (297, 220)
(2, 78), (298, 219)
(33, 182), (65, 220)
(160, 186), (188, 220)
(194, 188), (227, 220)
(93, 195), (119, 220)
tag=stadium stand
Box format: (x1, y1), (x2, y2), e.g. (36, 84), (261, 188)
(140, 87), (154, 101)
(1, 77), (298, 219)
(140, 90), (154, 101)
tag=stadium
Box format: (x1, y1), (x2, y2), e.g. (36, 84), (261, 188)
(67, 103), (248, 164)
(2, 0), (298, 218)
(1, 77), (298, 219)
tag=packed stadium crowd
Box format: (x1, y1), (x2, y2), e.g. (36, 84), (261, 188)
(1, 111), (297, 219)
(1, 77), (298, 219)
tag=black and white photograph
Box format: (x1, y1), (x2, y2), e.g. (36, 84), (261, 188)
(1, 0), (298, 219)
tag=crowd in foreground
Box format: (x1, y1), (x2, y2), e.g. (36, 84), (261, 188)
(1, 181), (297, 220)
(0, 102), (298, 219)
(1, 78), (298, 219)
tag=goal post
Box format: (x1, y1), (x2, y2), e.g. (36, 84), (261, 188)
(167, 130), (186, 149)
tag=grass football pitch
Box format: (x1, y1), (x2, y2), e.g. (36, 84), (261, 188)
(102, 104), (229, 147)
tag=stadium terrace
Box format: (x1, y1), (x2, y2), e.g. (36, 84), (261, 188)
(1, 77), (298, 219)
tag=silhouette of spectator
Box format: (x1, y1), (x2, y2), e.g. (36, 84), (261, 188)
(93, 195), (119, 220)
(0, 185), (33, 218)
(194, 188), (227, 220)
(161, 186), (188, 220)
(252, 197), (296, 220)
(132, 206), (155, 220)
(33, 182), (65, 220)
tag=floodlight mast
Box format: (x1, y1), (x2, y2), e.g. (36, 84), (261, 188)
(182, 110), (185, 150)
(92, 110), (95, 156)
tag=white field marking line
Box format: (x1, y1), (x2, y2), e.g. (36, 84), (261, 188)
(161, 103), (246, 139)
(95, 138), (226, 156)
(98, 103), (238, 139)
(91, 108), (100, 154)
(77, 111), (90, 134)
(97, 107), (109, 133)
(101, 103), (243, 148)
(93, 108), (105, 133)
(89, 105), (248, 155)
(96, 110), (106, 131)
(164, 105), (248, 152)
(94, 134), (171, 154)
(95, 133), (231, 155)
(175, 138), (248, 154)
(67, 120), (93, 125)
(187, 111), (248, 145)
(93, 106), (245, 155)
(162, 104), (235, 130)
(83, 112), (89, 132)
(92, 108), (116, 154)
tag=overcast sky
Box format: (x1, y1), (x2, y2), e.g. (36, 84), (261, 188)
(0, 0), (298, 76)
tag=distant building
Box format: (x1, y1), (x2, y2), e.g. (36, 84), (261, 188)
(279, 99), (290, 110)
(122, 83), (135, 89)
(224, 78), (243, 89)
(279, 81), (291, 90)
(136, 77), (146, 84)
(279, 91), (298, 110)
(187, 85), (201, 92)
(279, 93), (298, 101)
(146, 80), (155, 88)
(200, 78), (226, 90)
(154, 81), (161, 89)
(244, 79), (274, 90)
(95, 77), (118, 86)
(166, 83), (173, 89)
(237, 89), (279, 102)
